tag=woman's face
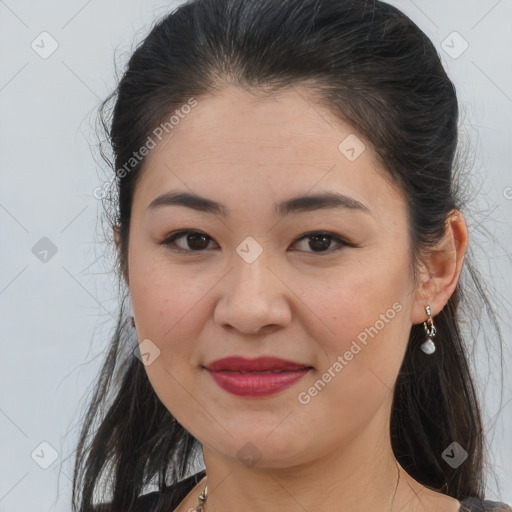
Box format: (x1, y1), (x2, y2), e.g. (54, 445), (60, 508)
(125, 86), (425, 467)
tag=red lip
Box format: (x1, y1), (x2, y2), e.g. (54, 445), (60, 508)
(203, 357), (312, 397)
(205, 356), (311, 372)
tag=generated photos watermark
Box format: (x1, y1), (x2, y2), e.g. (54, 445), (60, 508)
(297, 301), (403, 405)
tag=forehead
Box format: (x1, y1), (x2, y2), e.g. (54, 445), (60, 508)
(134, 85), (406, 222)
(152, 86), (373, 164)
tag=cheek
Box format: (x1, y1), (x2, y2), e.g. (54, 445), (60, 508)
(128, 239), (212, 336)
(295, 251), (411, 386)
(289, 268), (410, 439)
(128, 269), (214, 424)
(127, 249), (214, 389)
(131, 276), (211, 357)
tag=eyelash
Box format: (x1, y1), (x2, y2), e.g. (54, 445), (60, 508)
(159, 230), (353, 255)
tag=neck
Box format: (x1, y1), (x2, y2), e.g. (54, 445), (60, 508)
(200, 402), (406, 512)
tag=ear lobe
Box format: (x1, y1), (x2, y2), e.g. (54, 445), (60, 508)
(113, 223), (130, 285)
(113, 223), (121, 250)
(410, 210), (468, 324)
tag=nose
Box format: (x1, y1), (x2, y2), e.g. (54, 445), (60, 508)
(213, 254), (293, 335)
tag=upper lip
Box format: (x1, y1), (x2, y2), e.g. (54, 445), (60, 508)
(204, 356), (312, 372)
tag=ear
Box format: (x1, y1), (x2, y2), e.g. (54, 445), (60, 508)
(411, 209), (468, 324)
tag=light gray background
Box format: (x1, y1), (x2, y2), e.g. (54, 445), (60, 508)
(0, 1), (511, 510)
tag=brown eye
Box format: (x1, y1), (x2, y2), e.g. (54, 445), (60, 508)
(161, 230), (216, 252)
(292, 232), (349, 253)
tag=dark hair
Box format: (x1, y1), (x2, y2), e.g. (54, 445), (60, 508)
(71, 0), (506, 510)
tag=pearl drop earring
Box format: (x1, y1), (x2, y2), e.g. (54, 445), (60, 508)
(421, 305), (436, 354)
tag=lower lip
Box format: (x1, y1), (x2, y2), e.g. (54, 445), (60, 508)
(205, 368), (311, 397)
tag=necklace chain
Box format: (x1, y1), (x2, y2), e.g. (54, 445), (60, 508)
(195, 462), (400, 511)
(196, 479), (207, 512)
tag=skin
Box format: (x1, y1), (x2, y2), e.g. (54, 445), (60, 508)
(114, 86), (467, 511)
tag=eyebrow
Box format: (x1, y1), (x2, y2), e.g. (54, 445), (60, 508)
(147, 190), (371, 217)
